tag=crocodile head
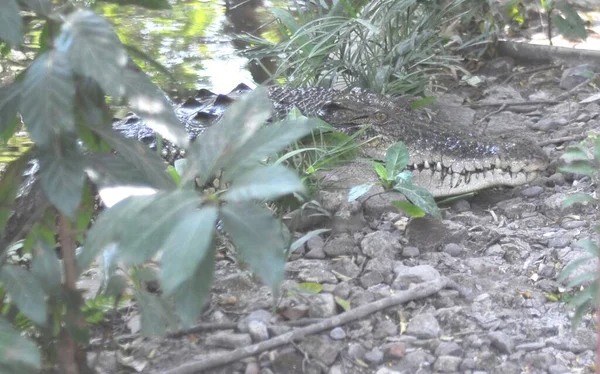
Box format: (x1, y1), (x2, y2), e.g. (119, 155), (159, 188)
(315, 88), (549, 197)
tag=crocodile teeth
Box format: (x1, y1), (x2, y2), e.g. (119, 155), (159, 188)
(452, 173), (461, 188)
(161, 149), (168, 157)
(436, 162), (442, 171)
(424, 160), (430, 169)
(414, 163), (418, 170)
(465, 172), (471, 183)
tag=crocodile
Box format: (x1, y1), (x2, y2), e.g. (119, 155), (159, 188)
(2, 84), (549, 247)
(116, 83), (549, 197)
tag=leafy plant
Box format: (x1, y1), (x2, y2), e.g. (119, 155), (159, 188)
(0, 2), (324, 372)
(349, 141), (441, 219)
(237, 0), (498, 96)
(558, 135), (600, 329)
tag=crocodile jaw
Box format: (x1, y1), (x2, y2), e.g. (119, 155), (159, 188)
(362, 136), (549, 198)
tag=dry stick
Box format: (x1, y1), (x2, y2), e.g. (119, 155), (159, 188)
(500, 64), (560, 85)
(554, 74), (598, 102)
(468, 99), (560, 108)
(537, 134), (588, 146)
(159, 277), (450, 374)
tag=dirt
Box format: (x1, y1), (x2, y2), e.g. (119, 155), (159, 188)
(76, 48), (600, 374)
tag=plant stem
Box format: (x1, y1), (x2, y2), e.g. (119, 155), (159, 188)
(57, 214), (87, 374)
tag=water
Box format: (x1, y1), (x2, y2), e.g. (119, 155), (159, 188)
(0, 0), (286, 161)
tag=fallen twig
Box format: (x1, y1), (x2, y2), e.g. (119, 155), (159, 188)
(537, 134), (587, 146)
(468, 99), (560, 108)
(158, 277), (451, 374)
(500, 64), (560, 85)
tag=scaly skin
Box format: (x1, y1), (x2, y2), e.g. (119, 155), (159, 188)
(119, 84), (548, 197)
(2, 84), (549, 248)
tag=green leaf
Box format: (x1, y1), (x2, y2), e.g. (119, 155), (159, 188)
(19, 51), (75, 146)
(410, 96), (436, 110)
(222, 118), (320, 183)
(392, 200), (426, 217)
(348, 183), (374, 202)
(224, 165), (304, 202)
(559, 160), (595, 176)
(220, 202), (286, 290)
(0, 149), (35, 240)
(79, 195), (157, 273)
(84, 153), (170, 191)
(334, 296), (351, 312)
(0, 318), (41, 372)
(385, 142), (409, 179)
(0, 265), (47, 325)
(561, 146), (589, 162)
(160, 207), (218, 295)
(298, 282), (322, 294)
(117, 191), (201, 265)
(566, 271), (597, 289)
(87, 126), (175, 191)
(120, 67), (189, 147)
(393, 181), (441, 219)
(38, 139), (85, 219)
(372, 161), (388, 180)
(0, 0), (23, 46)
(31, 242), (62, 296)
(135, 290), (177, 337)
(554, 3), (588, 40)
(289, 228), (330, 253)
(173, 247), (215, 327)
(20, 0), (52, 16)
(56, 10), (127, 99)
(575, 238), (599, 256)
(187, 87), (273, 186)
(562, 193), (595, 208)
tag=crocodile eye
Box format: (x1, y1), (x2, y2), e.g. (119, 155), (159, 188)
(374, 112), (387, 121)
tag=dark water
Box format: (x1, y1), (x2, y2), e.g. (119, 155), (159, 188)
(0, 0), (285, 161)
(95, 0), (284, 97)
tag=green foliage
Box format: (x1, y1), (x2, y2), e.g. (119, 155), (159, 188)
(238, 0), (498, 95)
(558, 136), (600, 329)
(350, 141), (440, 219)
(0, 2), (325, 371)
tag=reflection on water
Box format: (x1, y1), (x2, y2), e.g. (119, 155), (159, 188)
(0, 0), (286, 162)
(94, 0), (284, 96)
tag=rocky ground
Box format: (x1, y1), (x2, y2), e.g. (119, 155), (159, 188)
(84, 57), (600, 374)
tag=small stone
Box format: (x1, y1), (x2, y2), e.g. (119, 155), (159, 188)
(442, 243), (462, 257)
(360, 231), (400, 258)
(521, 186), (543, 197)
(459, 357), (476, 371)
(309, 293), (337, 318)
(433, 356), (462, 372)
(451, 199), (471, 212)
(347, 343), (367, 360)
(530, 117), (567, 131)
(392, 264), (441, 290)
(373, 319), (398, 339)
(359, 271), (385, 288)
(332, 258), (360, 279)
(489, 331), (514, 354)
(383, 342), (407, 359)
(330, 327), (346, 340)
(434, 341), (463, 357)
(405, 313), (441, 339)
(548, 364), (571, 374)
(549, 237), (570, 248)
(364, 348), (384, 364)
(324, 234), (356, 257)
(399, 350), (434, 371)
(560, 64), (599, 90)
(300, 335), (342, 365)
(248, 320), (269, 342)
(401, 246), (420, 258)
(237, 309), (272, 332)
(547, 173), (566, 186)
